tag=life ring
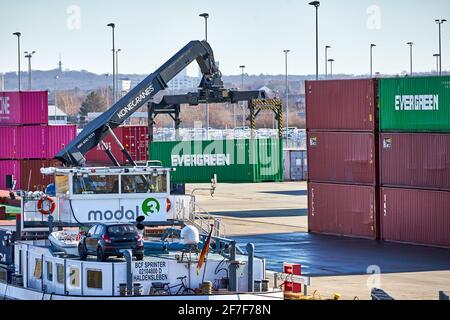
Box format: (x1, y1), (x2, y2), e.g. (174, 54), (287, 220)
(37, 196), (56, 215)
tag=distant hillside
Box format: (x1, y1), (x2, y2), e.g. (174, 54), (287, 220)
(2, 69), (445, 93)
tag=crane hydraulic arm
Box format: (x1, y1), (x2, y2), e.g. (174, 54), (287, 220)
(55, 40), (222, 166)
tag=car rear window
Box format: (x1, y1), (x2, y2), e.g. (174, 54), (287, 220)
(107, 225), (137, 235)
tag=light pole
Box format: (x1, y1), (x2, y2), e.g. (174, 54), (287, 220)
(309, 1), (320, 80)
(240, 65), (246, 127)
(200, 13), (210, 137)
(13, 32), (21, 91)
(436, 19), (447, 76)
(54, 76), (59, 122)
(115, 49), (121, 102)
(328, 59), (335, 79)
(407, 42), (414, 76)
(107, 23), (116, 103)
(199, 13), (209, 42)
(325, 45), (331, 80)
(24, 51), (36, 90)
(370, 44), (376, 78)
(283, 50), (290, 143)
(434, 54), (440, 74)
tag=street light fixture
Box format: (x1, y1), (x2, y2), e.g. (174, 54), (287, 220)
(199, 13), (209, 42)
(436, 19), (447, 76)
(309, 1), (320, 80)
(407, 42), (414, 76)
(12, 32), (21, 91)
(107, 23), (116, 103)
(24, 51), (36, 90)
(328, 59), (335, 79)
(283, 50), (290, 142)
(240, 65), (246, 127)
(370, 44), (376, 78)
(325, 45), (331, 80)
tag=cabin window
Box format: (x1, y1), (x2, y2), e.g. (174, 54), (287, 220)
(0, 269), (7, 283)
(86, 269), (103, 289)
(73, 175), (119, 195)
(33, 259), (42, 279)
(46, 261), (53, 281)
(55, 175), (69, 195)
(56, 264), (64, 284)
(69, 267), (80, 288)
(121, 173), (167, 194)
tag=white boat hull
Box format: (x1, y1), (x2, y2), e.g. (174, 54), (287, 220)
(0, 283), (283, 300)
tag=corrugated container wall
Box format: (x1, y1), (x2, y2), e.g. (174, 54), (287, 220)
(0, 159), (58, 191)
(0, 125), (76, 159)
(307, 132), (377, 185)
(308, 182), (378, 239)
(379, 76), (450, 132)
(381, 187), (450, 248)
(0, 91), (48, 125)
(150, 138), (283, 183)
(380, 133), (450, 190)
(305, 79), (378, 131)
(85, 126), (148, 165)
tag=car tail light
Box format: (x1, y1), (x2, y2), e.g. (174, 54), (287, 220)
(166, 198), (171, 212)
(137, 233), (144, 246)
(102, 233), (111, 243)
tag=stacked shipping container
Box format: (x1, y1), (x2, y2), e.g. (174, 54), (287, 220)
(0, 91), (76, 191)
(306, 79), (379, 239)
(379, 76), (450, 248)
(85, 125), (149, 165)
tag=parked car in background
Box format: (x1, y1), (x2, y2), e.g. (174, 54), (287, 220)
(78, 223), (144, 261)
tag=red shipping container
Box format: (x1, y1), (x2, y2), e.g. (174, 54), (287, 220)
(0, 91), (48, 125)
(85, 126), (148, 165)
(381, 187), (450, 248)
(0, 159), (58, 191)
(380, 133), (450, 190)
(308, 182), (378, 239)
(305, 79), (378, 131)
(0, 125), (76, 159)
(0, 126), (20, 158)
(307, 131), (377, 185)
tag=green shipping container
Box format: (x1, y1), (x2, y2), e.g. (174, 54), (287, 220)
(149, 139), (283, 183)
(379, 76), (450, 132)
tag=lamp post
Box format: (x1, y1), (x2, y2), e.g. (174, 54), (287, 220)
(309, 1), (320, 80)
(328, 59), (334, 79)
(283, 50), (290, 143)
(13, 32), (21, 91)
(240, 65), (246, 127)
(325, 45), (331, 80)
(107, 23), (116, 102)
(200, 13), (210, 137)
(115, 49), (121, 101)
(199, 13), (209, 42)
(436, 19), (447, 76)
(433, 54), (440, 74)
(407, 42), (414, 76)
(370, 44), (376, 78)
(24, 51), (36, 90)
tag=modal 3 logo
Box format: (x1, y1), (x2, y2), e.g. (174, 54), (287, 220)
(142, 198), (161, 216)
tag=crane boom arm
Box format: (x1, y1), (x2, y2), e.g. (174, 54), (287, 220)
(55, 40), (222, 166)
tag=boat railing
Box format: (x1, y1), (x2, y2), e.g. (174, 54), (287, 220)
(189, 203), (226, 238)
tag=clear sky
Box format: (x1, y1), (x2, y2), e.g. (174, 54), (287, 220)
(0, 0), (449, 76)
